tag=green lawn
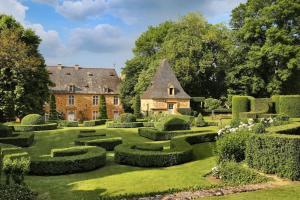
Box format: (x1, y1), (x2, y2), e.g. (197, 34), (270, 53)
(22, 126), (218, 199)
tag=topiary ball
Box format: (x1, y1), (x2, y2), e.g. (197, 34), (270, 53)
(0, 124), (13, 137)
(21, 114), (45, 125)
(155, 115), (190, 131)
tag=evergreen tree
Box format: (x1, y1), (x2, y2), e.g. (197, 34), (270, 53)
(98, 95), (108, 119)
(49, 94), (57, 120)
(134, 94), (141, 118)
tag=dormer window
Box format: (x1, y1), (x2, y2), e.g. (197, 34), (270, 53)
(66, 72), (71, 75)
(103, 85), (109, 93)
(168, 83), (175, 96)
(69, 85), (75, 92)
(88, 72), (93, 76)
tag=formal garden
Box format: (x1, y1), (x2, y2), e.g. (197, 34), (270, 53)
(0, 94), (299, 200)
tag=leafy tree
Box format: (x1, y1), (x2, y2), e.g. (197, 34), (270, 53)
(0, 15), (50, 122)
(134, 94), (141, 118)
(120, 13), (233, 110)
(49, 94), (57, 120)
(227, 0), (300, 96)
(98, 95), (108, 119)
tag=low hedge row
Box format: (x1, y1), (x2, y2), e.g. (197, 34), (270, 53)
(239, 112), (279, 119)
(114, 132), (217, 167)
(138, 127), (210, 141)
(133, 144), (164, 151)
(0, 133), (34, 147)
(30, 146), (106, 175)
(0, 143), (25, 156)
(0, 184), (38, 200)
(276, 124), (300, 135)
(57, 120), (79, 127)
(12, 123), (57, 132)
(51, 147), (88, 157)
(106, 122), (144, 128)
(78, 132), (106, 138)
(83, 119), (107, 127)
(75, 137), (122, 151)
(246, 133), (300, 180)
(278, 95), (300, 117)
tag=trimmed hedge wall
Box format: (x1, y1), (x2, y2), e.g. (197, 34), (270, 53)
(83, 119), (107, 127)
(155, 115), (190, 131)
(271, 95), (280, 114)
(0, 184), (38, 200)
(30, 146), (106, 175)
(51, 147), (88, 157)
(114, 132), (217, 167)
(138, 127), (210, 141)
(276, 124), (300, 135)
(250, 98), (273, 113)
(278, 95), (300, 117)
(78, 132), (106, 138)
(0, 133), (34, 147)
(133, 144), (164, 151)
(58, 120), (79, 127)
(232, 96), (251, 119)
(246, 134), (300, 180)
(106, 122), (144, 128)
(12, 123), (57, 132)
(75, 137), (122, 151)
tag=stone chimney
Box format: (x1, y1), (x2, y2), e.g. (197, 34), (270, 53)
(75, 64), (80, 70)
(57, 64), (63, 70)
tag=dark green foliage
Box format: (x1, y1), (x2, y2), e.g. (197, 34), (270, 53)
(216, 132), (251, 163)
(0, 124), (12, 137)
(278, 95), (300, 117)
(114, 132), (216, 167)
(21, 114), (44, 125)
(75, 137), (122, 151)
(227, 0), (300, 96)
(232, 96), (250, 119)
(115, 113), (136, 123)
(195, 113), (206, 127)
(250, 98), (273, 113)
(218, 161), (269, 185)
(204, 98), (222, 110)
(0, 15), (50, 122)
(133, 144), (164, 151)
(253, 123), (266, 134)
(134, 94), (141, 118)
(13, 123), (57, 132)
(83, 119), (107, 127)
(51, 147), (88, 157)
(155, 115), (190, 131)
(0, 133), (34, 147)
(49, 94), (58, 120)
(99, 95), (108, 119)
(58, 120), (78, 127)
(138, 127), (215, 141)
(30, 146), (106, 175)
(276, 125), (300, 135)
(106, 122), (144, 128)
(246, 134), (300, 180)
(177, 108), (192, 116)
(0, 184), (37, 200)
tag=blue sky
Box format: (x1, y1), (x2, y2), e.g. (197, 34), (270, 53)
(0, 0), (246, 73)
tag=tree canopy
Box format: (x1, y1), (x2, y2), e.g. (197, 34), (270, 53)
(0, 15), (50, 122)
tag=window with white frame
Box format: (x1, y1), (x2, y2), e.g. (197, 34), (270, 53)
(68, 95), (74, 105)
(92, 111), (98, 120)
(93, 96), (99, 105)
(114, 96), (119, 105)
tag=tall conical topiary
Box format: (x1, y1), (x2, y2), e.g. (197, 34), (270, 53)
(99, 95), (108, 119)
(49, 94), (58, 120)
(134, 94), (141, 118)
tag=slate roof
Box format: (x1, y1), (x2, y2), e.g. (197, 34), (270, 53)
(141, 59), (190, 99)
(47, 65), (121, 94)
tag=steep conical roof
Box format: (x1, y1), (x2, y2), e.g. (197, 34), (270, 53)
(141, 59), (190, 99)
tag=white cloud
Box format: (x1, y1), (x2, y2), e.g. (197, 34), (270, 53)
(69, 24), (129, 53)
(0, 0), (28, 23)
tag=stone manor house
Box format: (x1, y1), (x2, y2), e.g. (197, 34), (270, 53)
(45, 59), (191, 121)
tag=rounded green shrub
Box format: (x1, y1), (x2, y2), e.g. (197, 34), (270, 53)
(21, 114), (44, 125)
(195, 113), (206, 127)
(232, 96), (251, 119)
(0, 124), (13, 137)
(155, 115), (190, 131)
(278, 95), (300, 117)
(216, 131), (251, 163)
(115, 113), (136, 123)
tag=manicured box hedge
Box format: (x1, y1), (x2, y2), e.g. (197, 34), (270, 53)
(138, 127), (211, 141)
(246, 133), (300, 180)
(114, 132), (217, 167)
(155, 115), (190, 131)
(75, 137), (122, 151)
(30, 146), (106, 175)
(278, 95), (300, 117)
(106, 122), (144, 128)
(133, 144), (164, 151)
(275, 124), (300, 135)
(0, 133), (34, 147)
(78, 132), (106, 138)
(83, 119), (107, 127)
(58, 120), (79, 127)
(12, 123), (57, 132)
(51, 147), (88, 157)
(232, 96), (251, 119)
(250, 98), (273, 113)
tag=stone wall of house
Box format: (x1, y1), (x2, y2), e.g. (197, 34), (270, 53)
(45, 93), (123, 120)
(141, 98), (190, 114)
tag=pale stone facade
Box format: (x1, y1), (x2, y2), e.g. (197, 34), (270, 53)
(141, 99), (190, 114)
